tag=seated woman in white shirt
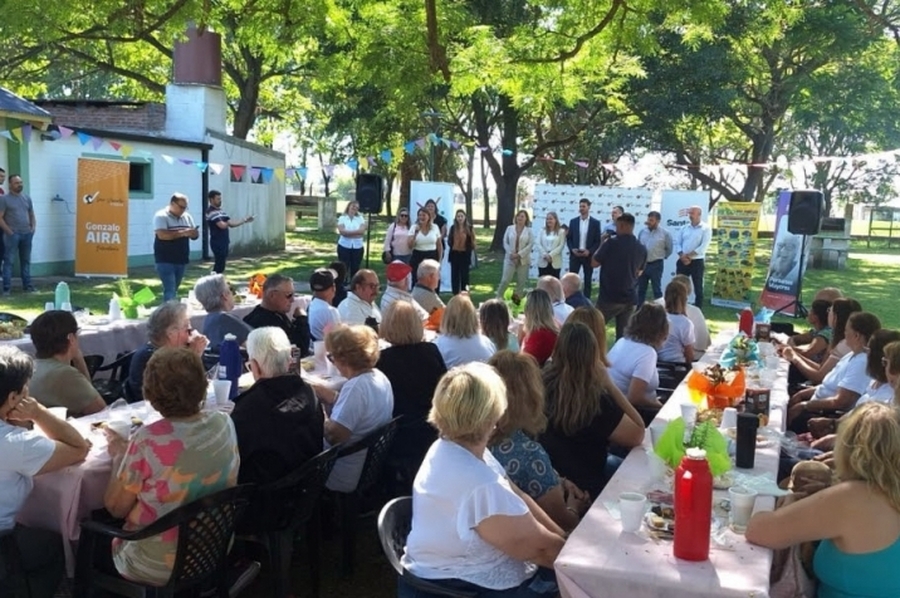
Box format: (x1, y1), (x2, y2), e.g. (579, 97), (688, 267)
(400, 362), (565, 597)
(787, 312), (881, 433)
(781, 297), (862, 385)
(657, 281), (695, 364)
(606, 303), (669, 413)
(805, 330), (900, 451)
(435, 294), (496, 367)
(0, 346), (90, 598)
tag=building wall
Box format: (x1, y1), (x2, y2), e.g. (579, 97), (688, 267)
(25, 135), (204, 276)
(34, 102), (166, 133)
(206, 130), (286, 254)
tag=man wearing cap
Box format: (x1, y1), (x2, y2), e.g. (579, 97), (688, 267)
(338, 269), (382, 329)
(381, 261), (429, 321)
(636, 210), (673, 304)
(308, 268), (341, 342)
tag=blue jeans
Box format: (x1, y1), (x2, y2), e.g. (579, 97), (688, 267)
(636, 259), (664, 305)
(2, 231), (33, 291)
(398, 567), (558, 598)
(155, 262), (186, 302)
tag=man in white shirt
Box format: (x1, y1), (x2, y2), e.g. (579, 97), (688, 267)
(308, 268), (341, 341)
(636, 210), (673, 304)
(536, 276), (573, 325)
(380, 261), (429, 320)
(566, 198), (602, 299)
(673, 205), (712, 309)
(337, 269), (382, 329)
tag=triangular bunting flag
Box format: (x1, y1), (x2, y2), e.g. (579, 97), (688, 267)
(274, 168), (285, 182)
(9, 128), (21, 142)
(230, 165), (245, 180)
(109, 141), (122, 151)
(250, 167), (262, 181)
(162, 154), (175, 164)
(404, 141), (416, 154)
(553, 159), (566, 165)
(324, 164), (335, 177)
(261, 168), (273, 183)
(76, 131), (91, 145)
(58, 126), (74, 139)
(573, 161), (589, 168)
(367, 156), (377, 169)
(209, 163), (224, 175)
(502, 149), (514, 156)
(90, 136), (104, 150)
(120, 145), (133, 159)
(380, 150), (393, 164)
(346, 159), (358, 171)
(196, 162), (209, 172)
(298, 167), (308, 179)
(0, 131), (13, 142)
(179, 158), (195, 165)
(415, 138), (426, 150)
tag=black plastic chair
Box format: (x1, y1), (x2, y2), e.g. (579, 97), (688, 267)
(236, 445), (341, 598)
(334, 416), (401, 577)
(73, 484), (254, 598)
(83, 354), (105, 379)
(657, 360), (691, 395)
(0, 529), (31, 598)
(377, 497), (476, 598)
(91, 351), (135, 404)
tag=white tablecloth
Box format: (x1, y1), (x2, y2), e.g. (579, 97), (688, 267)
(1, 303), (257, 363)
(555, 337), (790, 598)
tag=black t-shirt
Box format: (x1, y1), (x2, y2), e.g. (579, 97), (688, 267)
(243, 305), (311, 356)
(595, 233), (647, 304)
(376, 342), (447, 461)
(540, 392), (624, 499)
(230, 375), (324, 485)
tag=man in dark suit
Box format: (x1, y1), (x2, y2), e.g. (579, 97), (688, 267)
(567, 198), (602, 299)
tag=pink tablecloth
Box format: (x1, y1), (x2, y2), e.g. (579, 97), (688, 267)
(555, 339), (789, 598)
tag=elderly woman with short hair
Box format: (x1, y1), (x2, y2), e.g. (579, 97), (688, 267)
(102, 347), (239, 586)
(435, 294), (496, 367)
(0, 346), (89, 598)
(401, 363), (564, 597)
(377, 302), (447, 491)
(311, 325), (394, 492)
(194, 273), (252, 348)
(230, 327), (323, 485)
(125, 301), (209, 403)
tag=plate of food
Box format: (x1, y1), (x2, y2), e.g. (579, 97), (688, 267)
(713, 472), (735, 489)
(723, 427), (774, 447)
(0, 321), (26, 340)
(645, 505), (675, 538)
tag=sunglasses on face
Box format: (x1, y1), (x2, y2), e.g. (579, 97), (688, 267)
(326, 352), (335, 363)
(173, 202), (187, 210)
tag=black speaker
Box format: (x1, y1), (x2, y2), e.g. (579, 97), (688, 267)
(356, 174), (383, 214)
(787, 190), (824, 235)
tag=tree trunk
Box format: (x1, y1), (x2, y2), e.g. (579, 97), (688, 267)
(385, 172), (396, 216)
(480, 152), (491, 228)
(399, 153), (419, 212)
(489, 96), (523, 250)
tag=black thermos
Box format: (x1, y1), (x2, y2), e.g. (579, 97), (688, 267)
(735, 413), (759, 469)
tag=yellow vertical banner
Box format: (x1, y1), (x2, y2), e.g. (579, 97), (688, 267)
(75, 158), (130, 277)
(711, 201), (762, 309)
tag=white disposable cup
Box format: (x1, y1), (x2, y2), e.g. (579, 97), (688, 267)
(619, 492), (648, 533)
(44, 301), (55, 311)
(213, 380), (232, 406)
(48, 406), (67, 420)
(765, 355), (780, 371)
(728, 486), (758, 532)
(720, 407), (739, 430)
(107, 418), (131, 439)
(679, 403), (698, 425)
(60, 302), (73, 312)
(757, 342), (775, 358)
(314, 341), (326, 365)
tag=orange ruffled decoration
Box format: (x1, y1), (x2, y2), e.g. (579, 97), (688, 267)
(425, 307), (444, 332)
(686, 368), (746, 410)
(249, 273), (267, 299)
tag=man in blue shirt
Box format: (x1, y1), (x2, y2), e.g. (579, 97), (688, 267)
(673, 205), (712, 309)
(593, 213), (647, 339)
(206, 190), (253, 274)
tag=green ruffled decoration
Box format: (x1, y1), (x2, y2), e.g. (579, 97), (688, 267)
(503, 287), (527, 318)
(654, 418), (731, 476)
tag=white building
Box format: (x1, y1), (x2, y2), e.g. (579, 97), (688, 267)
(0, 27), (285, 276)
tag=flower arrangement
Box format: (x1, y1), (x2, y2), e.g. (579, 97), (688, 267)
(248, 273), (267, 299)
(503, 287), (526, 317)
(687, 363), (746, 411)
(114, 281), (156, 319)
(720, 333), (762, 368)
(654, 418), (731, 476)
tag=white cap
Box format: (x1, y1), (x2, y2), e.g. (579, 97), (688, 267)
(224, 333), (237, 341)
(686, 447), (707, 460)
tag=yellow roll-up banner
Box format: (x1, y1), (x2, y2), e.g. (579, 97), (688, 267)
(75, 158), (130, 277)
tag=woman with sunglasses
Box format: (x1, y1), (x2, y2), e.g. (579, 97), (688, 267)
(383, 209), (413, 264)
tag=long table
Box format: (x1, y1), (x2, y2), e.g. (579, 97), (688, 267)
(2, 303), (257, 363)
(554, 338), (789, 598)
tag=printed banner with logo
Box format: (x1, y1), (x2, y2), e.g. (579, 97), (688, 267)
(410, 181), (456, 290)
(711, 201), (762, 310)
(75, 158), (130, 277)
(759, 191), (809, 316)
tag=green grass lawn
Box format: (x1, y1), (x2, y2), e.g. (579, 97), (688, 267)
(2, 220), (898, 337)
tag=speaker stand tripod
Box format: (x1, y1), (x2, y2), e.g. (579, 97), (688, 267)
(364, 212), (373, 269)
(774, 233), (809, 319)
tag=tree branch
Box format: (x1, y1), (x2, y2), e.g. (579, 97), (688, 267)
(516, 0), (624, 64)
(49, 43), (166, 94)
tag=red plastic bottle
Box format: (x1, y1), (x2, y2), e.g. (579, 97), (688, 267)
(739, 307), (754, 337)
(674, 448), (713, 561)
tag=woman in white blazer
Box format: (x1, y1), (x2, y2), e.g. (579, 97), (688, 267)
(496, 210), (534, 302)
(537, 211), (566, 278)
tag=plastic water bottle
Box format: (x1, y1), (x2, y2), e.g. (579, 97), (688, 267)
(218, 333), (241, 400)
(109, 297), (122, 321)
(54, 282), (71, 310)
